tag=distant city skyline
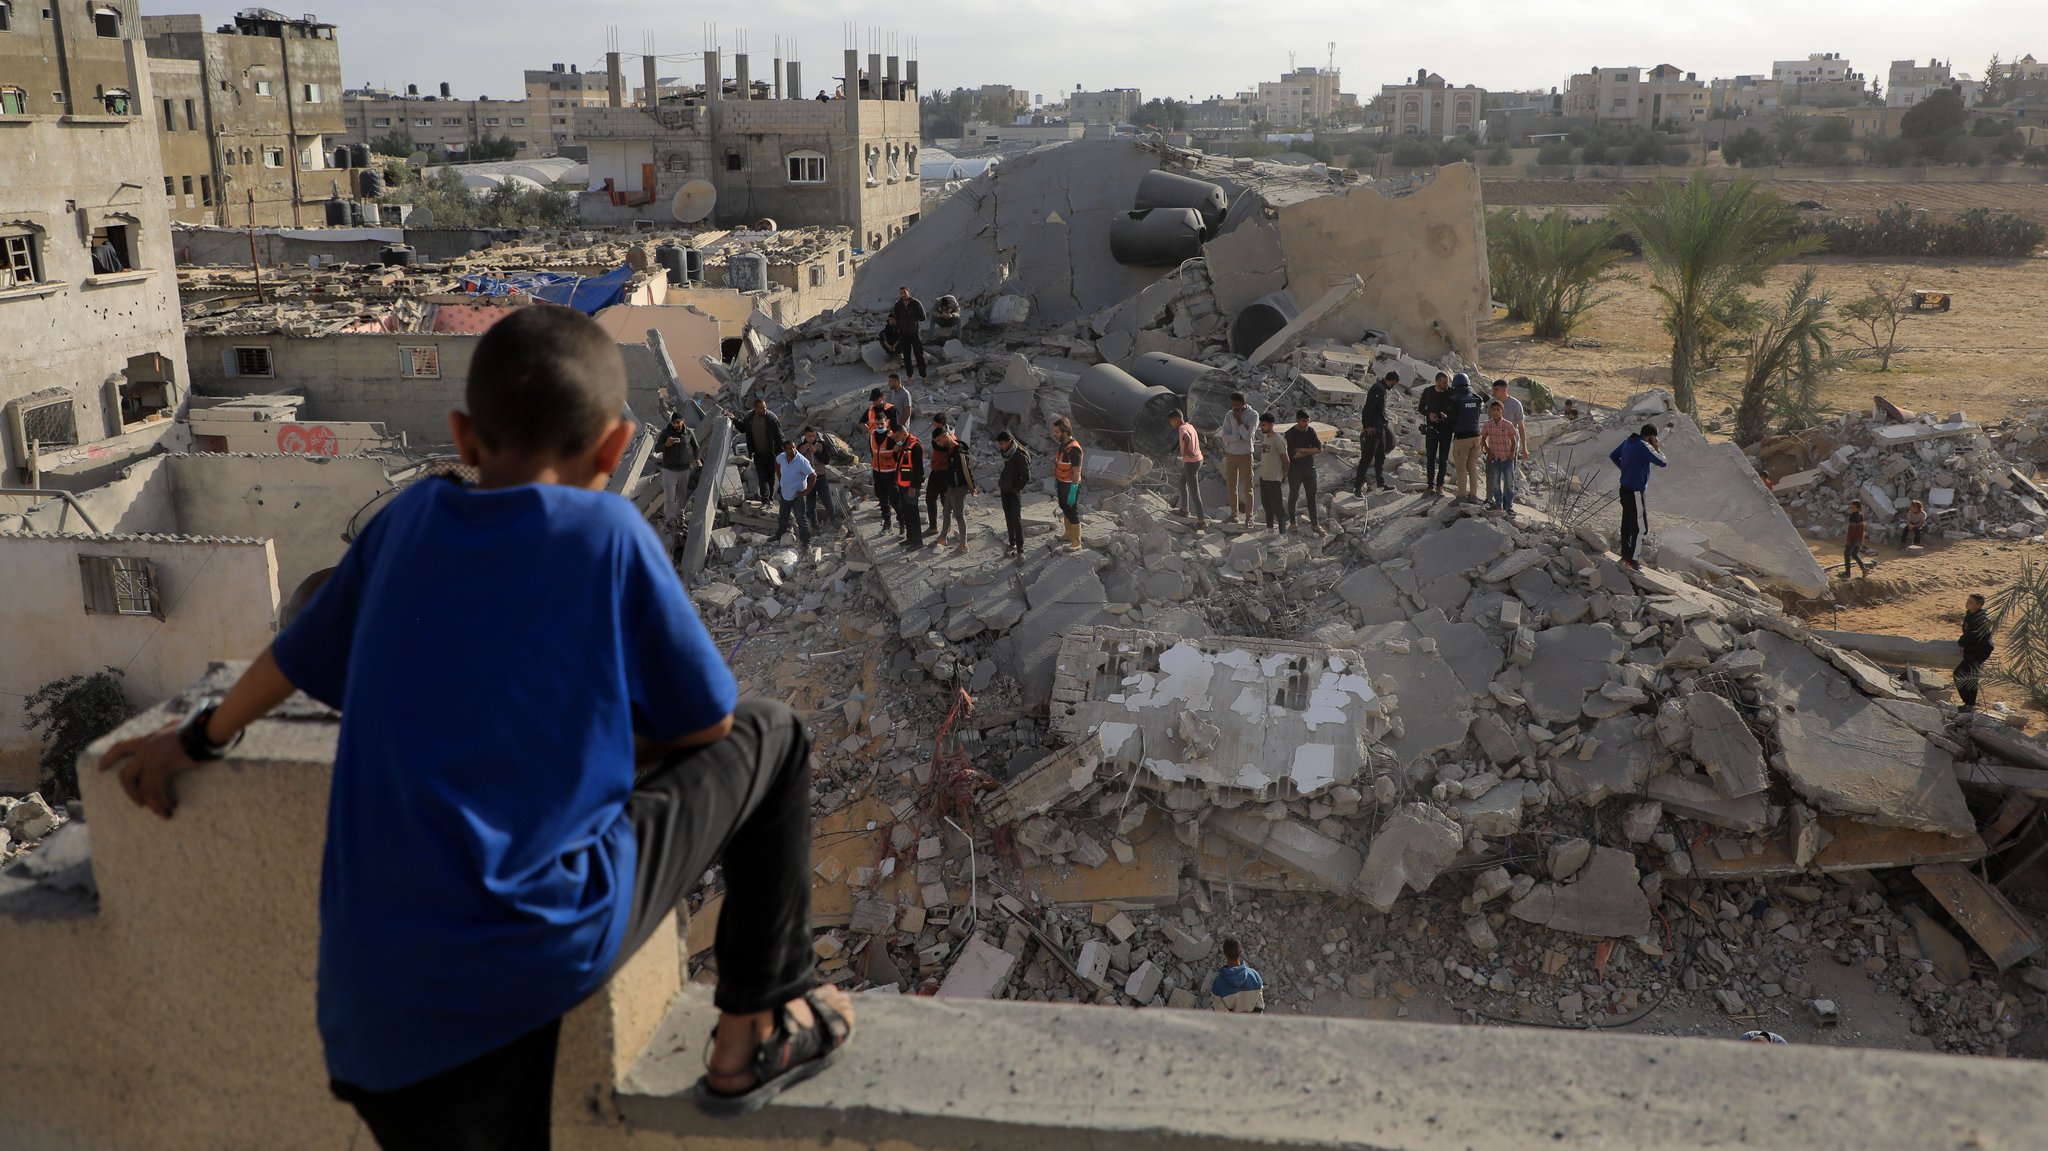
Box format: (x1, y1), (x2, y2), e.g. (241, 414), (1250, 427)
(174, 1), (2023, 106)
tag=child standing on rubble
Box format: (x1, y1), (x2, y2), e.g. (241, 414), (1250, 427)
(1842, 498), (1875, 578)
(99, 304), (851, 1145)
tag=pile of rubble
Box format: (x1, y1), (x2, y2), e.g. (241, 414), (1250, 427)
(1762, 401), (2048, 544)
(0, 792), (94, 912)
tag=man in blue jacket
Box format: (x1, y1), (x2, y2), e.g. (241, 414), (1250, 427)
(1210, 937), (1266, 1013)
(1609, 423), (1667, 570)
(1447, 373), (1489, 503)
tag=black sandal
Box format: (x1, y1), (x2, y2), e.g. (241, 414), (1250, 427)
(691, 990), (854, 1118)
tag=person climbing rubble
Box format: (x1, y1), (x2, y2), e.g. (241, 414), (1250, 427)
(654, 413), (700, 527)
(1210, 938), (1266, 1013)
(1053, 417), (1085, 552)
(1217, 392), (1259, 524)
(770, 439), (817, 548)
(1610, 422), (1667, 571)
(735, 397), (785, 506)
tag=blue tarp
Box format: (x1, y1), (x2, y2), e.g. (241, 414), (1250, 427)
(461, 263), (633, 315)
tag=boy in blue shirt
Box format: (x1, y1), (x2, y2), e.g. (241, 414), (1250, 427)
(1210, 937), (1267, 1013)
(1608, 422), (1668, 571)
(100, 305), (851, 1146)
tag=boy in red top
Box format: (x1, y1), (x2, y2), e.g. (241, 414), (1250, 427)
(1481, 399), (1520, 513)
(1168, 408), (1207, 532)
(1843, 498), (1874, 577)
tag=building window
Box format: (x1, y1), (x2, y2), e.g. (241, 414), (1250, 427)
(344, 116), (357, 127)
(230, 345), (273, 377)
(443, 117), (462, 126)
(200, 175), (211, 205)
(373, 116), (390, 127)
(185, 98), (196, 130)
(509, 116), (525, 125)
(241, 146), (253, 165)
(786, 150), (825, 183)
(222, 146), (235, 165)
(302, 83), (321, 102)
(397, 345), (440, 379)
(413, 117), (431, 127)
(0, 1), (11, 31)
(181, 175), (193, 197)
(162, 97), (174, 126)
(0, 86), (24, 115)
(263, 147), (283, 168)
(253, 79), (272, 97)
(665, 152), (688, 173)
(299, 146), (313, 167)
(101, 87), (130, 115)
(163, 175), (175, 196)
(808, 264), (824, 287)
(16, 393), (76, 446)
(3, 231), (41, 287)
(80, 556), (162, 619)
(90, 3), (116, 37)
(483, 116), (499, 126)
(88, 222), (132, 272)
(837, 249), (847, 278)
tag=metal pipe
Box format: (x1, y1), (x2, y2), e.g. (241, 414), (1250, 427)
(0, 488), (105, 534)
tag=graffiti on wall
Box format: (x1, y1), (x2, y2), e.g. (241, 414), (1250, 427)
(276, 424), (340, 456)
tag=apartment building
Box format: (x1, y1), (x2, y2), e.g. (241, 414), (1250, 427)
(1188, 93), (1259, 131)
(1710, 74), (1785, 117)
(526, 63), (609, 152)
(1382, 70), (1485, 136)
(141, 10), (346, 227)
(1566, 65), (1708, 127)
(0, 0), (184, 487)
(342, 86), (533, 158)
(1067, 87), (1142, 125)
(1256, 66), (1342, 129)
(1772, 53), (1867, 106)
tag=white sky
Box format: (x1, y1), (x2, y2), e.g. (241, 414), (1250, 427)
(191, 1), (2026, 104)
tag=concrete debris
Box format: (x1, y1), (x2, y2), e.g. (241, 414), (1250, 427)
(1508, 847), (1652, 940)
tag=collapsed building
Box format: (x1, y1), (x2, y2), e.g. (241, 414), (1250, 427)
(660, 140), (2048, 1053)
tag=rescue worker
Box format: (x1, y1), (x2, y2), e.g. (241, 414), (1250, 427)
(1052, 418), (1084, 552)
(861, 391), (899, 530)
(892, 422), (926, 549)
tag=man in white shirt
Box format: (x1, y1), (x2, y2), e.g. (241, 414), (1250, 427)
(1216, 392), (1259, 525)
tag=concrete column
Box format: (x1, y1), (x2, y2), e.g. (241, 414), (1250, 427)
(606, 51), (623, 108)
(703, 50), (721, 103)
(867, 52), (881, 98)
(786, 61), (802, 100)
(905, 59), (918, 99)
(734, 54), (751, 101)
(844, 49), (860, 130)
(642, 53), (658, 109)
(885, 55), (899, 100)
(772, 57), (782, 100)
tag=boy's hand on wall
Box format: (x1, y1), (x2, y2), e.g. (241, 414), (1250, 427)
(99, 723), (203, 819)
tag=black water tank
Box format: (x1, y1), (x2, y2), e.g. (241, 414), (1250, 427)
(1134, 169), (1228, 235)
(1071, 364), (1181, 455)
(332, 145), (351, 169)
(358, 168), (385, 199)
(1229, 291), (1301, 357)
(655, 244), (686, 286)
(350, 143), (371, 168)
(324, 198), (350, 226)
(348, 201), (366, 226)
(380, 245), (416, 268)
(1109, 207), (1205, 267)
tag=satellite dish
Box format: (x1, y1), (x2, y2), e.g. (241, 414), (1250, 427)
(408, 151), (430, 167)
(408, 207), (435, 228)
(672, 179), (718, 224)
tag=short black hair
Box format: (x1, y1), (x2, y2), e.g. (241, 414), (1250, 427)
(1295, 408), (1310, 420)
(996, 429), (1013, 442)
(1492, 378), (1508, 388)
(870, 387), (884, 400)
(932, 413), (948, 426)
(1230, 392), (1246, 403)
(465, 304), (624, 458)
(1169, 408), (1186, 421)
(752, 396), (768, 408)
(1384, 371), (1400, 381)
(888, 372), (901, 382)
(1640, 423), (1659, 439)
(1259, 413), (1275, 425)
(668, 412), (685, 423)
(1968, 593), (1986, 607)
(1222, 937), (1242, 963)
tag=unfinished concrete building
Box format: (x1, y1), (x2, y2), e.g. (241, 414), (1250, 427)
(577, 47), (921, 250)
(141, 10), (346, 227)
(1, 0), (184, 487)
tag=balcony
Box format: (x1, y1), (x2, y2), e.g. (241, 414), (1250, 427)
(2, 676), (2044, 1149)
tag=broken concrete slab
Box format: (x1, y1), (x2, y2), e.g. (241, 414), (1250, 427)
(1688, 815), (1984, 879)
(1509, 847), (1651, 939)
(1334, 566), (1407, 625)
(1522, 625), (1627, 724)
(1756, 632), (1973, 837)
(1644, 771), (1772, 832)
(1208, 808), (1363, 893)
(936, 937), (1021, 999)
(1246, 275), (1364, 368)
(1355, 620), (1473, 765)
(1408, 517), (1513, 587)
(1356, 803), (1463, 913)
(1914, 863), (2045, 972)
(1413, 610), (1504, 697)
(1684, 691), (1767, 798)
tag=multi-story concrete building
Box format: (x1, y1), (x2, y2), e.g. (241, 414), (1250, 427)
(1886, 59), (1954, 108)
(0, 0), (184, 489)
(1067, 87), (1142, 125)
(1188, 94), (1259, 131)
(151, 58), (217, 224)
(1566, 65), (1707, 127)
(1382, 70), (1485, 136)
(342, 87), (534, 159)
(141, 10), (346, 227)
(577, 49), (920, 252)
(1772, 53), (1867, 106)
(526, 63), (610, 153)
(1256, 67), (1342, 128)
(960, 117), (1085, 150)
(976, 84), (1024, 114)
(1710, 75), (1785, 117)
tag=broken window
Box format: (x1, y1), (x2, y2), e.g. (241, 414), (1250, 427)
(665, 152), (688, 173)
(863, 145), (879, 184)
(230, 345), (273, 377)
(786, 150), (825, 183)
(0, 86), (24, 115)
(101, 87), (130, 115)
(241, 147), (253, 165)
(724, 150), (744, 171)
(397, 345), (440, 379)
(3, 231), (40, 287)
(80, 555), (162, 619)
(809, 264), (824, 287)
(18, 394), (76, 446)
(88, 222), (132, 272)
(90, 3), (116, 37)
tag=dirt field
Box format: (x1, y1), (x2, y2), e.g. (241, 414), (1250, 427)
(1482, 177), (2048, 227)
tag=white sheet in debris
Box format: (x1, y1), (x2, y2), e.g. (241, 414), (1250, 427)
(1290, 744), (1339, 793)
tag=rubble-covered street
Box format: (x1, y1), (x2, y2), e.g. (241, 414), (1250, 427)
(666, 143), (2048, 1061)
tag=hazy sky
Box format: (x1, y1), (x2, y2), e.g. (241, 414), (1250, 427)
(212, 1), (2024, 103)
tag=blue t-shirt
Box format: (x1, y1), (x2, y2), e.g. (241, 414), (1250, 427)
(271, 478), (736, 1091)
(1212, 962), (1265, 997)
(776, 450), (816, 501)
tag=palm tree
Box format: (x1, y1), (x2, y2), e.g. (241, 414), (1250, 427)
(1769, 112), (1810, 164)
(1488, 210), (1628, 341)
(1614, 174), (1821, 415)
(1729, 268), (1841, 446)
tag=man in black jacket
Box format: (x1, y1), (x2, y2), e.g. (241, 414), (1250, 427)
(1957, 594), (1997, 711)
(735, 398), (784, 504)
(891, 287), (929, 383)
(1352, 370), (1399, 495)
(1416, 372), (1456, 494)
(654, 413), (700, 526)
(995, 430), (1031, 557)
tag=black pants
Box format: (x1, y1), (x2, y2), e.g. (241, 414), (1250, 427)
(1843, 541), (1870, 576)
(1056, 482), (1081, 525)
(1619, 487), (1647, 564)
(1353, 424), (1388, 492)
(1287, 463), (1318, 528)
(807, 476), (836, 525)
(1000, 492), (1024, 550)
(900, 333), (927, 379)
(898, 482), (924, 546)
(1176, 460), (1204, 520)
(1424, 430), (1452, 490)
(927, 479), (945, 534)
(1259, 478), (1285, 528)
(1904, 525), (1923, 547)
(334, 700), (815, 1151)
(872, 471), (894, 527)
(1957, 659), (1984, 708)
(775, 495), (813, 546)
(751, 456), (776, 502)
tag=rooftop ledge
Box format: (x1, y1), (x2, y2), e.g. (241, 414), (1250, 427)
(3, 679), (2044, 1150)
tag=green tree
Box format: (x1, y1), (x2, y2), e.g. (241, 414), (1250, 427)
(1614, 174), (1822, 415)
(1839, 275), (1911, 370)
(1435, 137), (1476, 165)
(1729, 269), (1841, 445)
(1901, 89), (1967, 140)
(1982, 54), (2006, 107)
(369, 128), (417, 158)
(1389, 137), (1437, 167)
(1810, 117), (1854, 144)
(1488, 210), (1629, 341)
(1769, 112), (1809, 162)
(1536, 140), (1574, 165)
(468, 132), (520, 162)
(1485, 141), (1513, 166)
(1136, 98), (1187, 130)
(24, 668), (132, 804)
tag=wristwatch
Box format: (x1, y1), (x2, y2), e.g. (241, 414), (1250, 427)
(176, 697), (242, 761)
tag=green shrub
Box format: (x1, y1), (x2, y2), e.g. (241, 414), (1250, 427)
(24, 669), (132, 804)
